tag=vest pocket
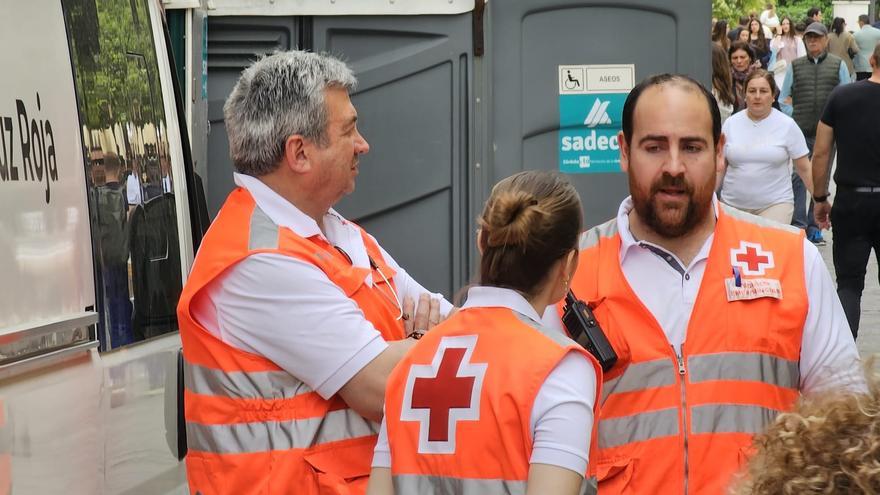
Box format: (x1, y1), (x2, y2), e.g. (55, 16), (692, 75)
(596, 457), (634, 494)
(302, 436), (375, 494)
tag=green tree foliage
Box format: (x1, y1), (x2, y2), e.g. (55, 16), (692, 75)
(713, 0), (768, 23)
(63, 0), (165, 141)
(775, 0), (833, 25)
(713, 0), (834, 26)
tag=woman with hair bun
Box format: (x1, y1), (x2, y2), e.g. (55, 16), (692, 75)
(367, 171), (602, 495)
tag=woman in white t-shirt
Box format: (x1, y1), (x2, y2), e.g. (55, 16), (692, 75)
(720, 69), (813, 224)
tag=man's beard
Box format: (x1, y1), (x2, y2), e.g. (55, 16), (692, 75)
(630, 172), (713, 238)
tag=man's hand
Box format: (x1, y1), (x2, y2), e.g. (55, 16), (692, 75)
(814, 200), (832, 230)
(403, 293), (443, 336)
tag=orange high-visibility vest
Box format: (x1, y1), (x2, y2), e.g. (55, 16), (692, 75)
(177, 187), (405, 495)
(567, 205), (807, 494)
(385, 305), (603, 494)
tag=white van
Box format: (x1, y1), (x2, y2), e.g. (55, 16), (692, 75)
(0, 0), (205, 492)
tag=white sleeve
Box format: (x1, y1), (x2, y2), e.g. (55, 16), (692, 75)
(786, 119), (810, 159)
(372, 415), (392, 469)
(126, 175), (141, 205)
(529, 351), (598, 476)
(797, 38), (808, 58)
(798, 240), (865, 393)
(377, 243), (454, 317)
(196, 252), (389, 399)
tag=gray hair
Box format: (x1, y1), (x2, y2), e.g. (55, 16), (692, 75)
(223, 50), (357, 176)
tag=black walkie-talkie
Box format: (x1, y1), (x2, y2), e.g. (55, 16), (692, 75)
(562, 290), (618, 372)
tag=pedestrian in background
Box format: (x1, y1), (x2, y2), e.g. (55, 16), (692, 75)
(720, 69), (812, 224)
(730, 41), (760, 111)
(729, 15), (750, 44)
(854, 15), (880, 80)
(828, 17), (859, 80)
(712, 42), (736, 123)
(770, 16), (807, 94)
(749, 18), (772, 67)
(779, 21), (849, 246)
(812, 41), (880, 340)
(713, 19), (730, 51)
(805, 6), (823, 27)
(760, 3), (780, 36)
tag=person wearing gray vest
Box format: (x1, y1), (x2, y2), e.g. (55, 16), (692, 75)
(778, 21), (849, 246)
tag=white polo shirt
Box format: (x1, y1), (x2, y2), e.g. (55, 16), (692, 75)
(191, 173), (452, 399)
(543, 196), (862, 394)
(721, 108), (809, 210)
(372, 286), (598, 476)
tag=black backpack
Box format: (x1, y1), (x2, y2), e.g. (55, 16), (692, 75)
(95, 182), (129, 266)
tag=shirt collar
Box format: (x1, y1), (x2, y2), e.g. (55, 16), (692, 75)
(807, 51), (829, 64)
(616, 194), (719, 265)
(461, 286), (544, 325)
(233, 172), (348, 240)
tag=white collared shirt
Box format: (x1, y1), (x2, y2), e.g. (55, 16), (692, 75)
(373, 286), (598, 476)
(544, 196), (861, 393)
(191, 173), (452, 399)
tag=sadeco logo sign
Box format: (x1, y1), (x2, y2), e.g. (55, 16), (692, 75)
(558, 93), (627, 174)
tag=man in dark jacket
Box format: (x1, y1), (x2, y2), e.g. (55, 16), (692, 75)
(778, 21), (849, 246)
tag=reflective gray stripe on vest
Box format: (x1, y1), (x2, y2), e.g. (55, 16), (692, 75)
(583, 476), (598, 495)
(392, 476), (596, 495)
(602, 359), (677, 403)
(248, 206), (279, 250)
(687, 352), (799, 390)
(690, 404), (782, 435)
(186, 408), (379, 454)
(598, 407), (679, 449)
(720, 203), (801, 235)
(513, 313), (578, 349)
(393, 475), (527, 495)
(184, 362), (313, 400)
(578, 219), (619, 251)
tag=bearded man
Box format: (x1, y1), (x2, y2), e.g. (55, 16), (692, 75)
(545, 74), (861, 494)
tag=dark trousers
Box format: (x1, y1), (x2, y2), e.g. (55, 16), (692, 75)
(831, 190), (880, 339)
(856, 72), (872, 81)
(792, 136), (820, 236)
(103, 263), (133, 348)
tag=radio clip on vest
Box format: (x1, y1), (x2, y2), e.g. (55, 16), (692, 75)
(562, 290), (618, 372)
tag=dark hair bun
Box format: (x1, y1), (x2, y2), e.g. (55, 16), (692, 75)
(482, 190), (546, 249)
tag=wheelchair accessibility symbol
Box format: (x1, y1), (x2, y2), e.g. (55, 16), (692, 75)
(559, 67), (585, 94)
(564, 70), (581, 89)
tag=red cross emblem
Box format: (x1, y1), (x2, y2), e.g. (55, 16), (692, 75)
(730, 241), (775, 276)
(401, 335), (487, 454)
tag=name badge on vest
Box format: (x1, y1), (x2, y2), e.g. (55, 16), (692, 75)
(726, 241), (781, 301)
(725, 276), (783, 301)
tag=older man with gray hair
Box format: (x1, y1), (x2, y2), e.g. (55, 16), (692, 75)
(177, 50), (450, 495)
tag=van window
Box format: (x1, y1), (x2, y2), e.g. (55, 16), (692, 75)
(63, 0), (182, 350)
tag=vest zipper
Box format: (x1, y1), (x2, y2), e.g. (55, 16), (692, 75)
(674, 347), (689, 494)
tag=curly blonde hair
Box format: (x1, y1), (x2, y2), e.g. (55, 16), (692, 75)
(735, 366), (880, 494)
